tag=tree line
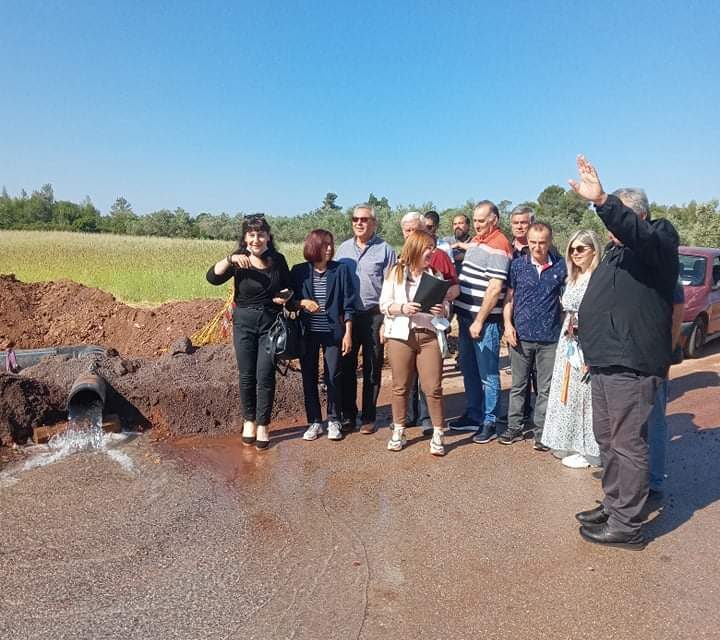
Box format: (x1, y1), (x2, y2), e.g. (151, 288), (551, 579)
(1, 185), (718, 248)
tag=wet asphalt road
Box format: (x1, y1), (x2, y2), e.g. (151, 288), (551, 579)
(1, 345), (719, 640)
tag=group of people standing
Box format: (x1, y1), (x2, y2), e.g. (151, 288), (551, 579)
(207, 155), (681, 550)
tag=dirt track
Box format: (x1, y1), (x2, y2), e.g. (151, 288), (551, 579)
(1, 341), (718, 640)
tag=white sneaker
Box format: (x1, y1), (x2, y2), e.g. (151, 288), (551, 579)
(303, 422), (324, 441)
(430, 428), (445, 456)
(562, 453), (590, 469)
(387, 425), (406, 451)
(327, 420), (343, 441)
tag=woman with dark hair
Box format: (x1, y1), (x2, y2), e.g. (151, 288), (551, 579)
(290, 229), (357, 441)
(379, 230), (452, 456)
(206, 215), (292, 450)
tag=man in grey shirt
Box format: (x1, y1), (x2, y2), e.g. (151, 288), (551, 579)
(336, 203), (397, 433)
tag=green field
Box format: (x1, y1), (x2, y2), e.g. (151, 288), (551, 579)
(0, 230), (305, 305)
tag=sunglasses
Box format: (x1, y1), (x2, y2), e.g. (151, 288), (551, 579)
(352, 216), (372, 224)
(569, 245), (590, 255)
(244, 213), (266, 221)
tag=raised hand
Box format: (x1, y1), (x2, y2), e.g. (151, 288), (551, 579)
(568, 154), (607, 206)
(230, 253), (252, 269)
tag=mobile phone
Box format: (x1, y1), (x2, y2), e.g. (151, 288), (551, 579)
(277, 288), (293, 301)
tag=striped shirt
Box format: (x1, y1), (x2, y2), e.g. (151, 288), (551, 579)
(308, 268), (331, 333)
(455, 227), (512, 322)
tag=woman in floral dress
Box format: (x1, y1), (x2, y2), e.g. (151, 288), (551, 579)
(541, 230), (603, 468)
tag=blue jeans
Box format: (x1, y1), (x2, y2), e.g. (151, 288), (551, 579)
(648, 379), (669, 491)
(458, 316), (501, 426)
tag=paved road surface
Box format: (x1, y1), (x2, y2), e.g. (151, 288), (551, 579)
(1, 343), (719, 639)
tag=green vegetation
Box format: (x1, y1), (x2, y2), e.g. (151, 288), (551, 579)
(1, 185), (718, 248)
(2, 182), (718, 305)
(0, 230), (304, 304)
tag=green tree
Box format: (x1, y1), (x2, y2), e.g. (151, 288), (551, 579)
(321, 192), (341, 210)
(107, 197), (137, 234)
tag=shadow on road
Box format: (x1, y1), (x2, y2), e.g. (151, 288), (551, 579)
(646, 413), (720, 542)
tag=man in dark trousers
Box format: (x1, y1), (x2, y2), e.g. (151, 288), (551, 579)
(571, 155), (679, 550)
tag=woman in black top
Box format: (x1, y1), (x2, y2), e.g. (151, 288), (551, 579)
(206, 215), (291, 450)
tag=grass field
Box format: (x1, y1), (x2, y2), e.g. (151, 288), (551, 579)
(0, 230), (305, 304)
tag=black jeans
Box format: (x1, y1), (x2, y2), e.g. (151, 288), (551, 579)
(232, 306), (279, 425)
(299, 332), (342, 424)
(340, 307), (384, 423)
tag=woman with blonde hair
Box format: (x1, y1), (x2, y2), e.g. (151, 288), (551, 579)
(541, 229), (603, 468)
(379, 230), (452, 456)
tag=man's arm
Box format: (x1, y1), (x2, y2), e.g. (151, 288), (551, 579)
(568, 154), (678, 267)
(383, 245), (398, 276)
(502, 287), (517, 347)
(595, 195), (679, 267)
(469, 278), (503, 338)
(671, 300), (685, 349)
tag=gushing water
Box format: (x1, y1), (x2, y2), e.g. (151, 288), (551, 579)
(50, 399), (105, 453)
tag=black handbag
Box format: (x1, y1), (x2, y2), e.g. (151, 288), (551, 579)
(266, 308), (303, 373)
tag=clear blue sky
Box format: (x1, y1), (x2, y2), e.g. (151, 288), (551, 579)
(1, 0), (718, 217)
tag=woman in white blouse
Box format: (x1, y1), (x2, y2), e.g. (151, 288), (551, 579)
(379, 231), (451, 456)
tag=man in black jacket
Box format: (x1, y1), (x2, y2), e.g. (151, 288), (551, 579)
(570, 155), (679, 550)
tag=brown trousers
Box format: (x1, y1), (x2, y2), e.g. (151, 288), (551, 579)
(387, 329), (444, 427)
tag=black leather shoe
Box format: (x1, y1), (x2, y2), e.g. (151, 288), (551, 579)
(579, 524), (647, 550)
(575, 504), (609, 525)
(340, 418), (357, 434)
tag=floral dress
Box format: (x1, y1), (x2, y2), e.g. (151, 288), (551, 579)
(541, 273), (599, 458)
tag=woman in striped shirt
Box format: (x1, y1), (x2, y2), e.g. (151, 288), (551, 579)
(290, 229), (358, 441)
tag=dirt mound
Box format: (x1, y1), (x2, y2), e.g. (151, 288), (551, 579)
(16, 344), (306, 440)
(0, 374), (64, 445)
(0, 274), (225, 357)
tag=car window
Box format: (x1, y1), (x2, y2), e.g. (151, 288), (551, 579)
(679, 255), (707, 286)
(712, 257), (720, 288)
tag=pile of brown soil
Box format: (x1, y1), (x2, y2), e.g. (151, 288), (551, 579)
(0, 274), (225, 357)
(0, 374), (64, 445)
(14, 343), (306, 441)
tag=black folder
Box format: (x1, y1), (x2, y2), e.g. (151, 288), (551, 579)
(412, 272), (451, 312)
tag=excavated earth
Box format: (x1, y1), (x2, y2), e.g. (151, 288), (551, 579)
(0, 273), (225, 357)
(0, 276), (306, 446)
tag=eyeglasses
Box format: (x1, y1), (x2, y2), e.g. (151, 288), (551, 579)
(569, 245), (590, 255)
(352, 216), (372, 224)
(244, 213), (266, 221)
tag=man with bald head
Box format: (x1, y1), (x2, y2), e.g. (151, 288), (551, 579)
(451, 200), (512, 440)
(570, 155), (679, 550)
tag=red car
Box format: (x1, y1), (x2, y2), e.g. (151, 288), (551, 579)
(679, 246), (720, 357)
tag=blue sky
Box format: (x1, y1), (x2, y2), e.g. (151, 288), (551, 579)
(1, 0), (718, 217)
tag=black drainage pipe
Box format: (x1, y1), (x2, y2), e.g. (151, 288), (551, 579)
(67, 372), (107, 415)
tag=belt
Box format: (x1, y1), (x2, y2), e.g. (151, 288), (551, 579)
(410, 327), (436, 335)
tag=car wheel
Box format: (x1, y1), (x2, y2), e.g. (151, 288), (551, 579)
(686, 317), (707, 358)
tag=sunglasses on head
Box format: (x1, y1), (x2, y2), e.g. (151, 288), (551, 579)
(352, 216), (372, 223)
(569, 245), (590, 255)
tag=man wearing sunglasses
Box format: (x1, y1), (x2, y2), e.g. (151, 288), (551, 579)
(571, 155), (679, 550)
(336, 203), (397, 434)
